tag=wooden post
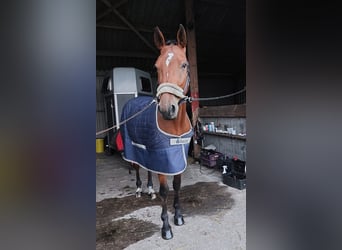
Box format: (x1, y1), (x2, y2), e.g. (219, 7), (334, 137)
(185, 0), (201, 160)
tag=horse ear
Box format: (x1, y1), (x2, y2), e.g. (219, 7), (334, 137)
(177, 24), (187, 48)
(154, 26), (165, 50)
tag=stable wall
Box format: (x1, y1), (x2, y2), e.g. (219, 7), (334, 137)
(96, 73), (107, 139)
(199, 104), (246, 161)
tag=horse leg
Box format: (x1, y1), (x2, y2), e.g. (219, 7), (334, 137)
(133, 164), (142, 198)
(173, 174), (184, 226)
(158, 174), (173, 240)
(147, 171), (156, 200)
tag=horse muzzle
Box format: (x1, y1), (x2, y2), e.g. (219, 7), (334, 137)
(156, 82), (187, 119)
(158, 100), (178, 120)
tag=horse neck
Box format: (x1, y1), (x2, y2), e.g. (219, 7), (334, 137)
(157, 104), (190, 136)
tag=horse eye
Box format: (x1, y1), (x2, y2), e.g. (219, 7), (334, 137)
(181, 63), (188, 69)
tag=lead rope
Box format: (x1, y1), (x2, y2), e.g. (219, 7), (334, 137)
(95, 99), (157, 136)
(179, 87), (246, 104)
(96, 86), (246, 136)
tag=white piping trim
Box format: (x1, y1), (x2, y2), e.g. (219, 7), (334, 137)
(154, 105), (193, 138)
(131, 141), (146, 150)
(122, 155), (186, 176)
(181, 144), (188, 168)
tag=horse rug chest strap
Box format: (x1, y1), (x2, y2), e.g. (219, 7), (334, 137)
(170, 137), (191, 145)
(134, 137), (191, 147)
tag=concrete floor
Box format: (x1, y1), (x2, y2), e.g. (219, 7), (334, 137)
(96, 152), (246, 250)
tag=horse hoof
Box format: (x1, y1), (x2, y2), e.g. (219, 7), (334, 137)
(135, 193), (141, 198)
(174, 216), (184, 226)
(151, 193), (157, 200)
(161, 228), (173, 240)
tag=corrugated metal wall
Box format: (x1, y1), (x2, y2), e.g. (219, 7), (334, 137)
(96, 74), (107, 139)
(202, 135), (246, 161)
(200, 117), (246, 161)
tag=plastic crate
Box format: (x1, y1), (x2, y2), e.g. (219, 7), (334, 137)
(201, 158), (217, 167)
(232, 159), (246, 178)
(200, 150), (221, 160)
(222, 173), (246, 190)
(217, 155), (233, 172)
(200, 150), (223, 168)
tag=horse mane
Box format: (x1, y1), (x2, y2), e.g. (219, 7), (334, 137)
(165, 39), (177, 46)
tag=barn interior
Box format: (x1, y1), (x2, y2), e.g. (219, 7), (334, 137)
(96, 0), (246, 248)
(96, 0), (245, 105)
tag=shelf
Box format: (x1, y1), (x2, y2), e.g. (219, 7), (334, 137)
(203, 131), (246, 141)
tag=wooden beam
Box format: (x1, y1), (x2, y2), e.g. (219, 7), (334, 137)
(96, 0), (129, 22)
(185, 0), (201, 159)
(199, 104), (246, 118)
(96, 50), (156, 58)
(96, 9), (112, 22)
(199, 0), (239, 8)
(101, 0), (158, 54)
(96, 23), (178, 40)
(96, 24), (153, 33)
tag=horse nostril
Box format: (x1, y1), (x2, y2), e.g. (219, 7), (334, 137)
(170, 105), (176, 114)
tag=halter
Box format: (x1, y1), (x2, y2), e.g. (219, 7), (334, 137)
(156, 82), (186, 99)
(155, 42), (190, 105)
(156, 67), (190, 106)
(156, 70), (246, 106)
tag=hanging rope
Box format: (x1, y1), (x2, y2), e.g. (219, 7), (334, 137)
(96, 87), (246, 136)
(179, 87), (246, 104)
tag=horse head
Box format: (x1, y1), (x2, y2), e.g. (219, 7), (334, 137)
(154, 24), (189, 120)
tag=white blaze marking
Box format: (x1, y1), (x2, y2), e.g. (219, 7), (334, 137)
(166, 52), (174, 66)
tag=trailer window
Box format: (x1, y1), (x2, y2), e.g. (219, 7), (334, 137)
(140, 77), (152, 92)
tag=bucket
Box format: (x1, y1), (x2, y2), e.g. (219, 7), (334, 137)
(96, 138), (104, 153)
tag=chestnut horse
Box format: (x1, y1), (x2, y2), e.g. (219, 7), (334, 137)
(120, 24), (192, 240)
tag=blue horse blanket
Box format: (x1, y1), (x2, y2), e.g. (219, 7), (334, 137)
(120, 96), (193, 175)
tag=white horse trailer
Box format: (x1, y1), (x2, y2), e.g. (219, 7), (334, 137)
(102, 67), (154, 153)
